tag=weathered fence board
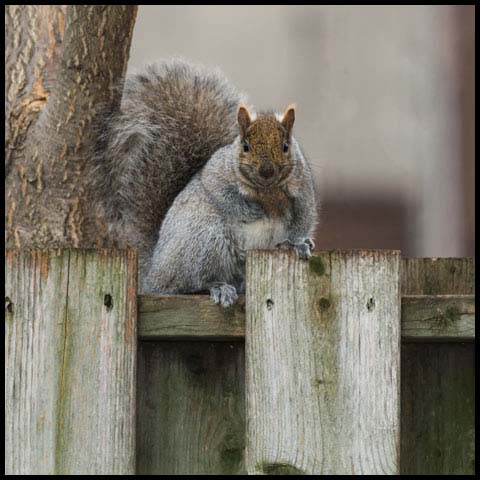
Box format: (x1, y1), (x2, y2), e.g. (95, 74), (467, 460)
(401, 257), (474, 295)
(139, 294), (245, 339)
(5, 250), (70, 475)
(245, 250), (401, 475)
(402, 343), (475, 474)
(5, 249), (137, 475)
(138, 294), (474, 341)
(136, 341), (245, 475)
(401, 295), (474, 341)
(401, 258), (475, 475)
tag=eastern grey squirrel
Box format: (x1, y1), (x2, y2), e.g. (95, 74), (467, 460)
(94, 58), (317, 306)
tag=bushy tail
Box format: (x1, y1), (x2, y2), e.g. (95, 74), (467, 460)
(93, 58), (244, 275)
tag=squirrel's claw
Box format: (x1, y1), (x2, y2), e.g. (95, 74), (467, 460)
(276, 238), (313, 260)
(304, 237), (315, 251)
(210, 283), (238, 308)
(294, 242), (312, 260)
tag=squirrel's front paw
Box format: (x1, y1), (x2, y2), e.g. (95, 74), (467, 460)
(276, 238), (314, 260)
(210, 283), (238, 308)
(304, 237), (315, 252)
(294, 242), (313, 260)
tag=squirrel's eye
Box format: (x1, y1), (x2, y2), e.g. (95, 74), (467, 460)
(243, 142), (249, 153)
(283, 143), (289, 153)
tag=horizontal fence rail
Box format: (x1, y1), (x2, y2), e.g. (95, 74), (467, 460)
(138, 294), (475, 341)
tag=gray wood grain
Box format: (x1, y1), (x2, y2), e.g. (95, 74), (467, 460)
(139, 294), (245, 339)
(138, 294), (475, 341)
(5, 250), (69, 475)
(402, 295), (474, 341)
(245, 250), (401, 475)
(5, 249), (137, 475)
(401, 257), (474, 296)
(136, 341), (246, 475)
(400, 257), (475, 475)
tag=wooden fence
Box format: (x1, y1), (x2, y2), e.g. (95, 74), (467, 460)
(5, 249), (475, 475)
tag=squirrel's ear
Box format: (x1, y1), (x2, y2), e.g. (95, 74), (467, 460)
(281, 104), (296, 137)
(238, 104), (252, 139)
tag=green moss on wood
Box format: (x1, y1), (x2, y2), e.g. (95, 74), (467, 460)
(220, 435), (244, 475)
(444, 306), (460, 323)
(318, 297), (331, 311)
(220, 447), (243, 473)
(257, 462), (306, 475)
(309, 256), (325, 276)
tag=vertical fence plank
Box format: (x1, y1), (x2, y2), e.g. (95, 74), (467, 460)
(401, 258), (475, 475)
(246, 250), (401, 475)
(5, 250), (69, 475)
(5, 249), (137, 475)
(401, 343), (474, 474)
(136, 341), (245, 474)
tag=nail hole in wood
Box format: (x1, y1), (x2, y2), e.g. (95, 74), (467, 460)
(104, 294), (113, 311)
(5, 297), (14, 314)
(367, 297), (375, 311)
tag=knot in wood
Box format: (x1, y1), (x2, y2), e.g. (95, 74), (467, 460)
(318, 297), (331, 311)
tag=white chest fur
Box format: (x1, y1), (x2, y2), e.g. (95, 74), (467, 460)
(236, 218), (288, 251)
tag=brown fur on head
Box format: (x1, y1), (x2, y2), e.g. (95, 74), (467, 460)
(237, 104), (296, 188)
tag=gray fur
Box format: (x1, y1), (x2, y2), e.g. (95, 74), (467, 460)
(93, 58), (244, 277)
(93, 58), (317, 306)
(144, 136), (317, 305)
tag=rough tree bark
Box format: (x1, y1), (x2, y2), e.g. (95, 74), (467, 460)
(5, 5), (138, 249)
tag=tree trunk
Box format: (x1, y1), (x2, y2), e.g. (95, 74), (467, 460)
(5, 5), (138, 249)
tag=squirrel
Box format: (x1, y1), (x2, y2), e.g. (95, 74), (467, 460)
(94, 58), (318, 307)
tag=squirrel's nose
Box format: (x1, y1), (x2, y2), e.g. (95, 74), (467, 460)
(258, 164), (275, 179)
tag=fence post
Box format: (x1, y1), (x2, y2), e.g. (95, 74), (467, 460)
(5, 249), (137, 475)
(245, 250), (401, 475)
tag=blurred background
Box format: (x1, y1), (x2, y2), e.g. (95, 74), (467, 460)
(128, 5), (474, 258)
